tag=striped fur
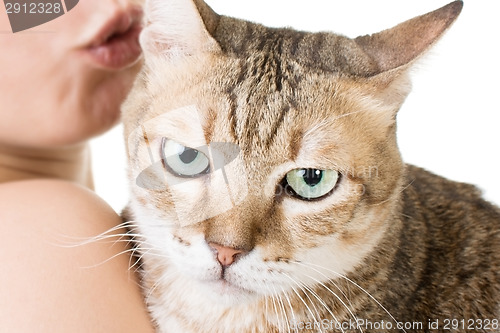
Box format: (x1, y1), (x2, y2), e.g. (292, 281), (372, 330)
(122, 1), (500, 332)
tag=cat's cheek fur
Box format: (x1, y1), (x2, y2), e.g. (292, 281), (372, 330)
(130, 192), (387, 292)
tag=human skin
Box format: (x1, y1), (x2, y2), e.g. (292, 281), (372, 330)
(0, 0), (155, 331)
(0, 0), (144, 187)
(0, 181), (154, 332)
(0, 0), (142, 147)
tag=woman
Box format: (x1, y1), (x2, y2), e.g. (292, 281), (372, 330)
(0, 0), (155, 331)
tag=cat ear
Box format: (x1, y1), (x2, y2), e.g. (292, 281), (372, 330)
(140, 0), (220, 59)
(355, 1), (463, 76)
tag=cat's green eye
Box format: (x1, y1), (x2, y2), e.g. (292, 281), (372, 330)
(161, 138), (210, 177)
(285, 169), (339, 200)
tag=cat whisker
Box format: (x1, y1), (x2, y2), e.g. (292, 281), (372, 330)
(369, 179), (415, 207)
(306, 273), (361, 333)
(78, 247), (138, 271)
(276, 287), (292, 333)
(342, 280), (358, 324)
(287, 261), (362, 332)
(54, 220), (137, 248)
(279, 270), (345, 333)
(134, 245), (171, 263)
(271, 285), (293, 333)
(297, 288), (327, 333)
(144, 274), (165, 302)
(128, 250), (144, 273)
(295, 261), (406, 333)
(143, 268), (176, 302)
(280, 285), (298, 333)
(333, 109), (367, 121)
(269, 286), (285, 332)
(306, 286), (345, 333)
(119, 238), (143, 272)
(127, 245), (159, 273)
(281, 273), (325, 333)
(132, 221), (172, 229)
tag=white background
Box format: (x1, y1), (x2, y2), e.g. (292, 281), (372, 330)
(91, 0), (500, 213)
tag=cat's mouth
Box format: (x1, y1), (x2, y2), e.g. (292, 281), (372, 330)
(208, 278), (252, 297)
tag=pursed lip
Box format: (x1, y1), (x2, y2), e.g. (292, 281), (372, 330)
(82, 7), (143, 70)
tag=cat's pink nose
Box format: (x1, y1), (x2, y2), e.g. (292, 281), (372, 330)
(208, 242), (246, 267)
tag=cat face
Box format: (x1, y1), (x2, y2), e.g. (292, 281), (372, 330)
(125, 61), (401, 304)
(122, 0), (462, 307)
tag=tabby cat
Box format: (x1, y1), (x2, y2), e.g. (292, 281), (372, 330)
(121, 0), (500, 332)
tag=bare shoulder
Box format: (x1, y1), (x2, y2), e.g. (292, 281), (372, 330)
(0, 179), (119, 225)
(0, 180), (154, 333)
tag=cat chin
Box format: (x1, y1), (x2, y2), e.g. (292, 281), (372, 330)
(199, 279), (259, 306)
